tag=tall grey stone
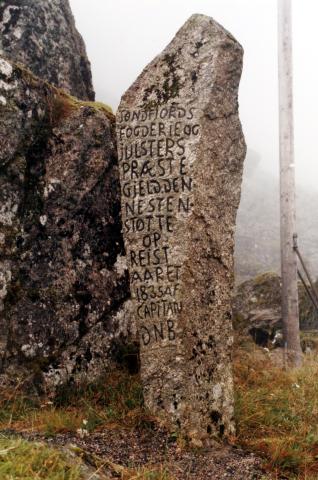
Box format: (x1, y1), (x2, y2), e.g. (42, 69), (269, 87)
(0, 0), (94, 100)
(117, 14), (246, 444)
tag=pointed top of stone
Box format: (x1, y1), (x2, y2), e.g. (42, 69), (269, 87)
(120, 14), (243, 119)
(174, 13), (241, 45)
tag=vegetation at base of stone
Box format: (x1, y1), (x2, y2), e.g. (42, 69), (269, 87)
(0, 437), (82, 479)
(123, 466), (172, 479)
(0, 370), (146, 436)
(234, 337), (318, 479)
(4, 345), (318, 478)
(0, 437), (173, 480)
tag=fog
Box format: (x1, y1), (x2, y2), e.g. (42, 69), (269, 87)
(69, 0), (318, 190)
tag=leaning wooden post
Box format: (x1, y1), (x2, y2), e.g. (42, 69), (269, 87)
(277, 0), (302, 367)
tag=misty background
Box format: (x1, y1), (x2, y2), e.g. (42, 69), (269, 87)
(69, 0), (318, 279)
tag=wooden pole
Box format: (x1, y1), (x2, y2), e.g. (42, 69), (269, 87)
(277, 0), (302, 367)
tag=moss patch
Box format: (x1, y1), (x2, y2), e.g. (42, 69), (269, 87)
(50, 91), (113, 127)
(0, 437), (82, 479)
(10, 57), (113, 126)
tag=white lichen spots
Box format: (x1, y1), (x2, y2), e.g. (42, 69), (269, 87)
(212, 383), (223, 401)
(0, 264), (11, 306)
(27, 110), (33, 119)
(44, 178), (61, 198)
(21, 344), (36, 358)
(83, 243), (91, 259)
(0, 79), (15, 91)
(39, 215), (47, 226)
(1, 5), (19, 29)
(37, 106), (45, 119)
(0, 58), (13, 78)
(76, 259), (87, 271)
(113, 299), (136, 337)
(114, 254), (127, 276)
(13, 27), (23, 40)
(0, 200), (18, 226)
(99, 268), (109, 278)
(0, 95), (7, 106)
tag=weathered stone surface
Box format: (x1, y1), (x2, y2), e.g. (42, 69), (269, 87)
(117, 15), (246, 443)
(0, 56), (131, 390)
(233, 272), (318, 346)
(0, 0), (94, 100)
(232, 273), (283, 345)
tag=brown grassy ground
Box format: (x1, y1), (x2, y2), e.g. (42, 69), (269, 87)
(234, 336), (318, 479)
(3, 337), (318, 479)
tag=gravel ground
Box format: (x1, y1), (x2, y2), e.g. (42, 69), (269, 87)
(2, 427), (272, 479)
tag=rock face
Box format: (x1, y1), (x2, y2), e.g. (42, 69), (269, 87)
(0, 56), (131, 390)
(117, 15), (246, 443)
(232, 273), (283, 345)
(232, 272), (318, 347)
(0, 0), (94, 100)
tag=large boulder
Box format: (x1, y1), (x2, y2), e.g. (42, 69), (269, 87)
(233, 272), (318, 347)
(0, 56), (132, 392)
(0, 0), (94, 100)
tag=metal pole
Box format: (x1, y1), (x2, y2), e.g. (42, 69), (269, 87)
(278, 0), (302, 367)
(297, 269), (318, 313)
(293, 234), (318, 307)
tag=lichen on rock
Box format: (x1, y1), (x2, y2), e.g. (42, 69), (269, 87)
(0, 0), (95, 100)
(117, 14), (246, 443)
(0, 56), (132, 391)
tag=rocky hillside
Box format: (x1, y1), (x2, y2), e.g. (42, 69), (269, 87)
(235, 150), (318, 281)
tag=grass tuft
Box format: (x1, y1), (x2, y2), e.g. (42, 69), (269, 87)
(0, 370), (150, 436)
(234, 336), (318, 479)
(0, 437), (82, 479)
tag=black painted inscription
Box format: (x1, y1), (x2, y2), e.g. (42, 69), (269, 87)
(118, 104), (200, 347)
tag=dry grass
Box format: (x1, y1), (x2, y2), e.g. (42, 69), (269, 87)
(50, 91), (113, 127)
(2, 345), (318, 479)
(0, 436), (173, 480)
(234, 336), (318, 479)
(0, 371), (169, 478)
(0, 370), (149, 436)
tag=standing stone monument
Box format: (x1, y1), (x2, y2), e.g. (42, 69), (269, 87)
(117, 14), (246, 444)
